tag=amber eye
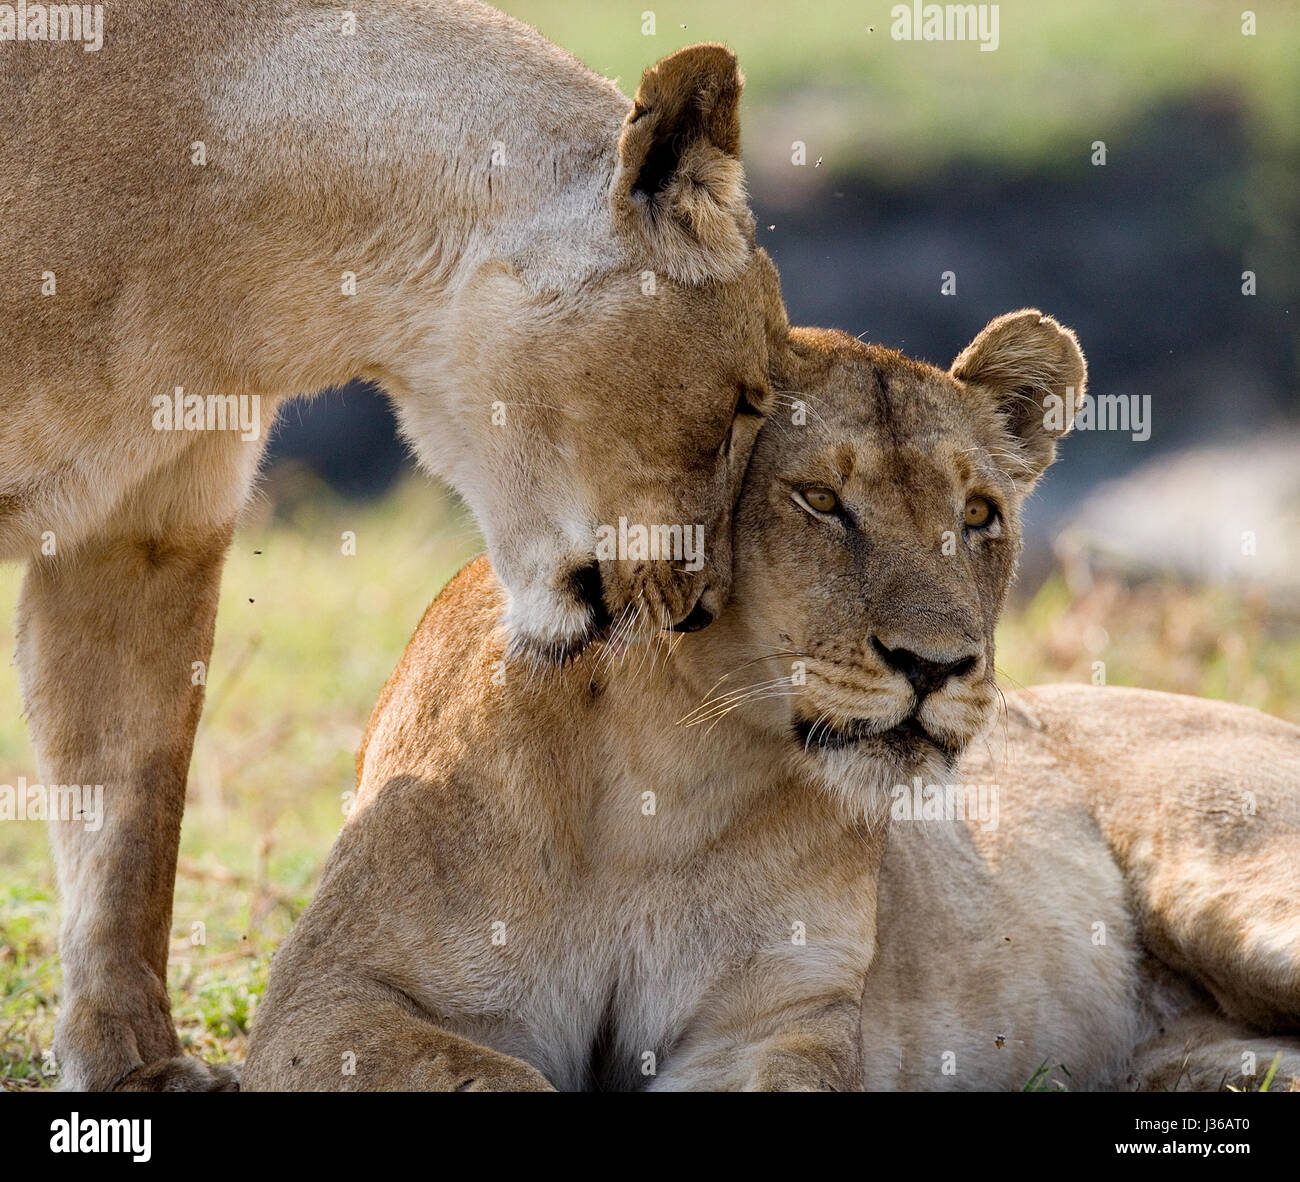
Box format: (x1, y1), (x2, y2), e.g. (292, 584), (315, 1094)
(965, 496), (995, 529)
(803, 487), (839, 514)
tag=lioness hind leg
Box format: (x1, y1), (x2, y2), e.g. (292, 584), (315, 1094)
(1134, 785), (1300, 1033)
(1101, 710), (1300, 1033)
(1131, 1009), (1300, 1092)
(244, 986), (554, 1092)
(17, 523), (234, 1091)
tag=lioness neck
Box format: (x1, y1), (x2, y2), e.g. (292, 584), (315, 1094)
(206, 3), (628, 258)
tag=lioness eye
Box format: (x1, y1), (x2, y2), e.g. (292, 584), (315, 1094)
(735, 388), (763, 417)
(804, 487), (839, 514)
(965, 496), (995, 528)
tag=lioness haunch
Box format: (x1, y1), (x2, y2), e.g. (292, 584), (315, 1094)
(246, 312), (1300, 1091)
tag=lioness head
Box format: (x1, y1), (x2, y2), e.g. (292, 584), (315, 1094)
(714, 311), (1086, 805)
(400, 45), (786, 662)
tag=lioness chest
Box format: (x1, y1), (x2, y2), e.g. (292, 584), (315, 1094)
(350, 721), (1166, 1091)
(430, 774), (1154, 1091)
(392, 778), (880, 1092)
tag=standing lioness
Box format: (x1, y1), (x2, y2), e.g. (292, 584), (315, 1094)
(2, 0), (786, 1090)
(246, 311), (1300, 1091)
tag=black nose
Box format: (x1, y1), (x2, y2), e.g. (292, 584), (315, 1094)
(870, 636), (978, 699)
(568, 561), (612, 633)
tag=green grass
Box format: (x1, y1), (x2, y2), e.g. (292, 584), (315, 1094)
(1022, 1061), (1072, 1092)
(997, 575), (1300, 721)
(1, 477), (1297, 1088)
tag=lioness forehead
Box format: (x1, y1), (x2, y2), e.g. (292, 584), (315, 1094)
(775, 328), (1007, 482)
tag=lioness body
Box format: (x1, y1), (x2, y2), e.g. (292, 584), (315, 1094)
(247, 319), (1300, 1091)
(245, 558), (1300, 1091)
(4, 0), (783, 1089)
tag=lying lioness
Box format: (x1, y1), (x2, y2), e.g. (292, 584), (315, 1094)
(245, 311), (1300, 1091)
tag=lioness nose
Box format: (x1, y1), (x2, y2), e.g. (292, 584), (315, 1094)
(870, 636), (978, 699)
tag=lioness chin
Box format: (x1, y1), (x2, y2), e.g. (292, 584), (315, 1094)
(245, 312), (1300, 1092)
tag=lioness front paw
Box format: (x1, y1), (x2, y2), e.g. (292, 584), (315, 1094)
(742, 1046), (859, 1092)
(115, 1057), (241, 1092)
(415, 1046), (555, 1092)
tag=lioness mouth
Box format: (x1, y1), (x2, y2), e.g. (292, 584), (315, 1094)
(669, 596), (714, 633)
(793, 714), (956, 758)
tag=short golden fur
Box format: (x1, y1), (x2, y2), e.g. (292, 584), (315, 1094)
(246, 312), (1300, 1090)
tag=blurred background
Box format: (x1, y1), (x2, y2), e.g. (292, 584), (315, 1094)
(273, 0), (1300, 574)
(2, 0), (1297, 1086)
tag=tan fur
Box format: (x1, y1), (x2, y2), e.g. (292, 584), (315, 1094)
(3, 0), (788, 1090)
(243, 311), (1300, 1091)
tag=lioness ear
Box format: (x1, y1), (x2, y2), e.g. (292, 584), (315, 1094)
(612, 44), (751, 285)
(950, 309), (1087, 489)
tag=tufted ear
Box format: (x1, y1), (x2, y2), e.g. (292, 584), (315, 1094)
(951, 309), (1087, 489)
(611, 44), (751, 285)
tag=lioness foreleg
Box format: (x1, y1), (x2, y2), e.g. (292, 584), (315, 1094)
(16, 523), (235, 1091)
